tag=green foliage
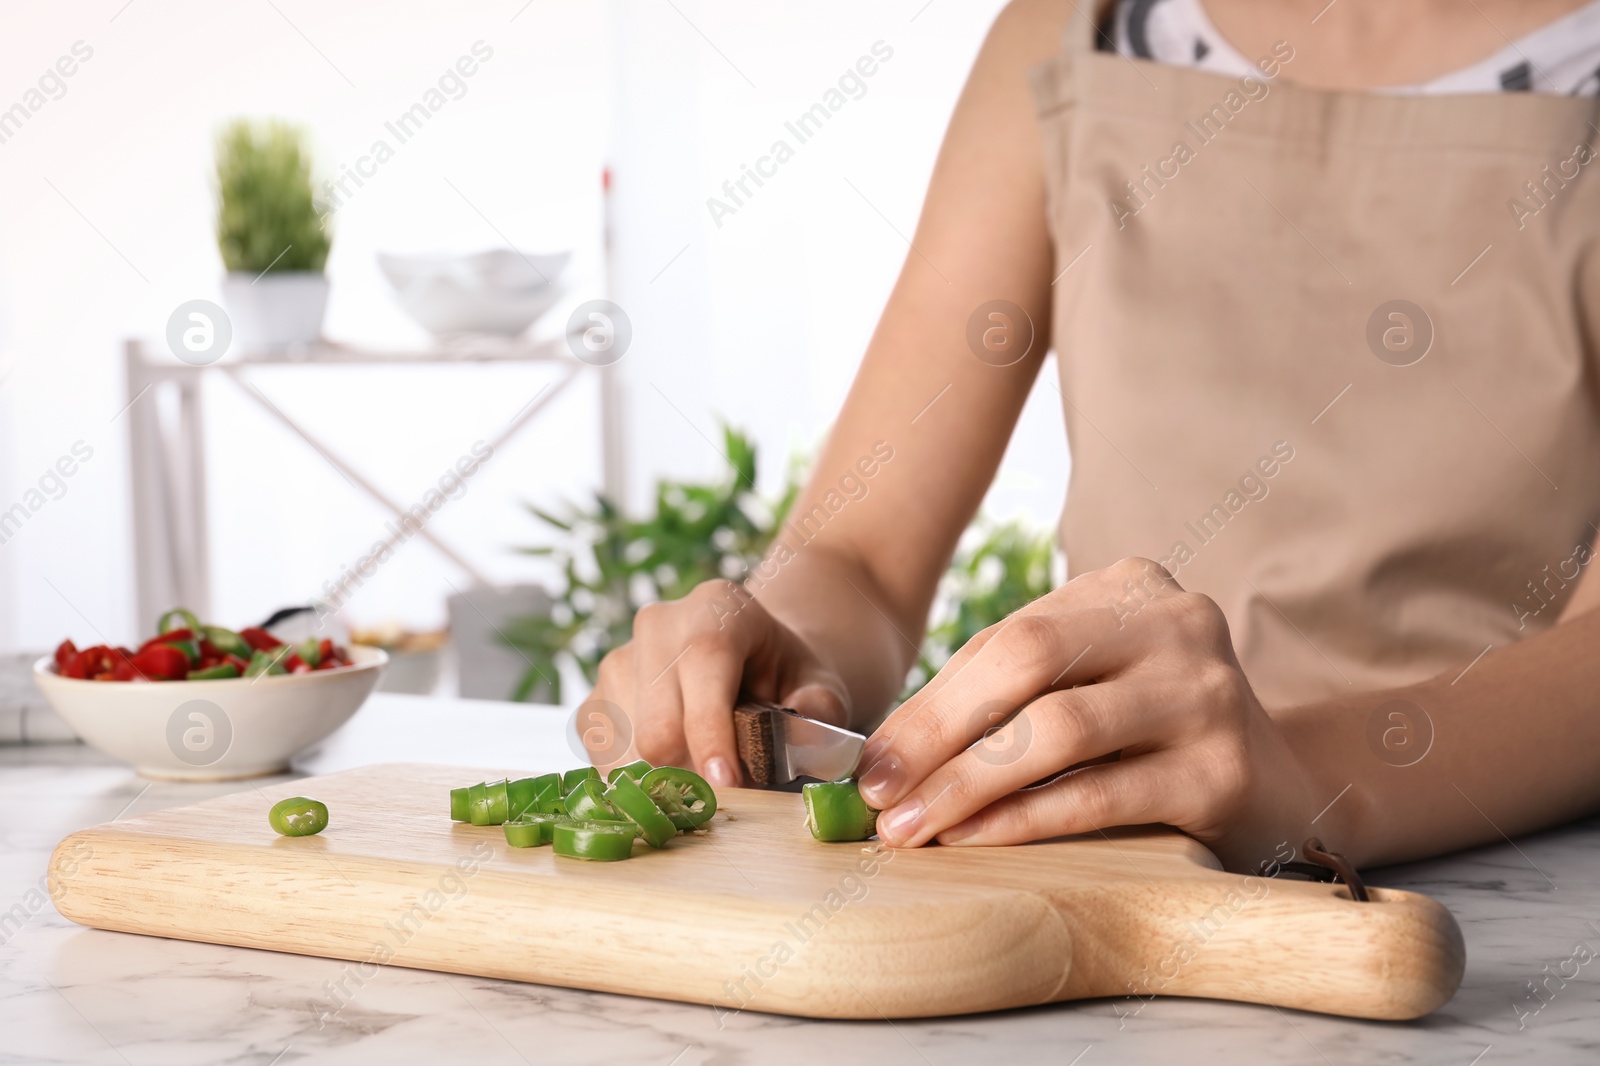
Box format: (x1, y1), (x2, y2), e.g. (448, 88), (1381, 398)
(214, 119), (331, 274)
(900, 517), (1059, 698)
(501, 426), (798, 703)
(502, 423), (1057, 705)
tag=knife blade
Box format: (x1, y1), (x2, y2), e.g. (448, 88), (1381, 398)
(732, 700), (866, 789)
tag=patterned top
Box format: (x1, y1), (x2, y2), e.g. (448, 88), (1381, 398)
(1108, 0), (1600, 95)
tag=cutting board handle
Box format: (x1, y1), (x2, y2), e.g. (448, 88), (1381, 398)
(1058, 870), (1466, 1020)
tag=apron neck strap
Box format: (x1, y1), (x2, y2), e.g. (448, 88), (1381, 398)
(1064, 0), (1116, 55)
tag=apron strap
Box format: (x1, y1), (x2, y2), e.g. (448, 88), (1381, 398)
(1060, 0), (1115, 55)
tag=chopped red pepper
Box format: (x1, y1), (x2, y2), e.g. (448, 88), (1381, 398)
(239, 626), (282, 652)
(65, 645), (144, 681)
(130, 644), (189, 681)
(139, 628), (195, 652)
(66, 645), (108, 679)
(54, 611), (351, 683)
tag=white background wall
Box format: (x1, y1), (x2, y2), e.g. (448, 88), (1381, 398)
(0, 0), (1066, 655)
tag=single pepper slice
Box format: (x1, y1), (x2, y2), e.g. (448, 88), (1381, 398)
(552, 819), (637, 861)
(564, 777), (618, 821)
(606, 759), (652, 784)
(605, 774), (677, 848)
(239, 626), (283, 652)
(504, 813), (569, 847)
(803, 779), (879, 842)
(561, 766), (600, 794)
(506, 773), (563, 820)
(470, 779), (511, 825)
(449, 787), (470, 822)
(296, 637), (323, 668)
(202, 625), (252, 658)
(130, 644), (188, 681)
(135, 629), (201, 667)
(640, 767), (717, 830)
(158, 608), (203, 635)
(243, 647), (292, 678)
(269, 796), (329, 837)
(187, 662), (240, 680)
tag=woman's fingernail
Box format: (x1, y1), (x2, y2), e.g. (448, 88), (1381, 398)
(857, 755), (901, 804)
(704, 757), (735, 788)
(878, 800), (924, 845)
(859, 737), (885, 766)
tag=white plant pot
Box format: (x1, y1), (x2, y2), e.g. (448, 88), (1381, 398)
(221, 271), (329, 353)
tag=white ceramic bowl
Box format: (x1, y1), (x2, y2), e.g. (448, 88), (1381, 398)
(377, 249), (571, 338)
(387, 277), (564, 337)
(377, 249), (570, 292)
(32, 645), (387, 781)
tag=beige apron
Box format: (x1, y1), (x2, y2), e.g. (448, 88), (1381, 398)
(1030, 18), (1600, 710)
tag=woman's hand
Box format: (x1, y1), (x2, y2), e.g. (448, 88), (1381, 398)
(585, 579), (852, 788)
(856, 558), (1324, 871)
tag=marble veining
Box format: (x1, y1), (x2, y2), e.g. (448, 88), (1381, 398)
(2, 694), (1597, 1065)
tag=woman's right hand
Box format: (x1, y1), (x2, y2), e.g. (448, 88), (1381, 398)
(583, 579), (852, 787)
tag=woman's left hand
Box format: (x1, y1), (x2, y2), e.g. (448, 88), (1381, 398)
(856, 557), (1328, 872)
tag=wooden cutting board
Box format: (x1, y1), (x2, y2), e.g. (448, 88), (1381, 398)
(49, 763), (1463, 1020)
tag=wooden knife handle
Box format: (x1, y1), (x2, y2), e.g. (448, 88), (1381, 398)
(732, 701), (779, 787)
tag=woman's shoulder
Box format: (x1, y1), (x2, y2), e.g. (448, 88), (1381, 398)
(980, 0), (1092, 69)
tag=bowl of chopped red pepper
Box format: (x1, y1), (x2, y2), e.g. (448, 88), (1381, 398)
(33, 608), (387, 780)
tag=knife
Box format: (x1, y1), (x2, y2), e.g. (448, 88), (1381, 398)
(732, 700), (866, 789)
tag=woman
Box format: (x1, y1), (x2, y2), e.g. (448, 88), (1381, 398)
(590, 0), (1600, 873)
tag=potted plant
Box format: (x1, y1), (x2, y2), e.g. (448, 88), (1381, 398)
(498, 423), (1062, 706)
(215, 119), (331, 352)
(499, 427), (796, 703)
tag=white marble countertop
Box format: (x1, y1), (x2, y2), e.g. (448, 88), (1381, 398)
(2, 693), (1597, 1065)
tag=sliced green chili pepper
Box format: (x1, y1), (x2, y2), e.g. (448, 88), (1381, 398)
(470, 778), (510, 826)
(450, 787), (470, 822)
(243, 646), (291, 678)
(269, 796), (329, 837)
(552, 819), (637, 861)
(605, 774), (677, 848)
(649, 786), (694, 830)
(606, 759), (652, 784)
(202, 625), (252, 658)
(564, 777), (619, 821)
(506, 773), (563, 820)
(297, 637), (322, 667)
(640, 767), (717, 829)
(803, 779), (879, 842)
(164, 637), (202, 666)
(187, 662), (240, 680)
(562, 766), (600, 794)
(158, 608), (203, 635)
(504, 813), (569, 847)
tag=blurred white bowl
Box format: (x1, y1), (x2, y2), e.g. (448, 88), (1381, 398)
(378, 249), (570, 338)
(32, 646), (387, 781)
(378, 249), (569, 292)
(389, 279), (564, 337)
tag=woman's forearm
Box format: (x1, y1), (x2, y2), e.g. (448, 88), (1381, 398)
(1279, 605), (1600, 869)
(748, 540), (922, 732)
